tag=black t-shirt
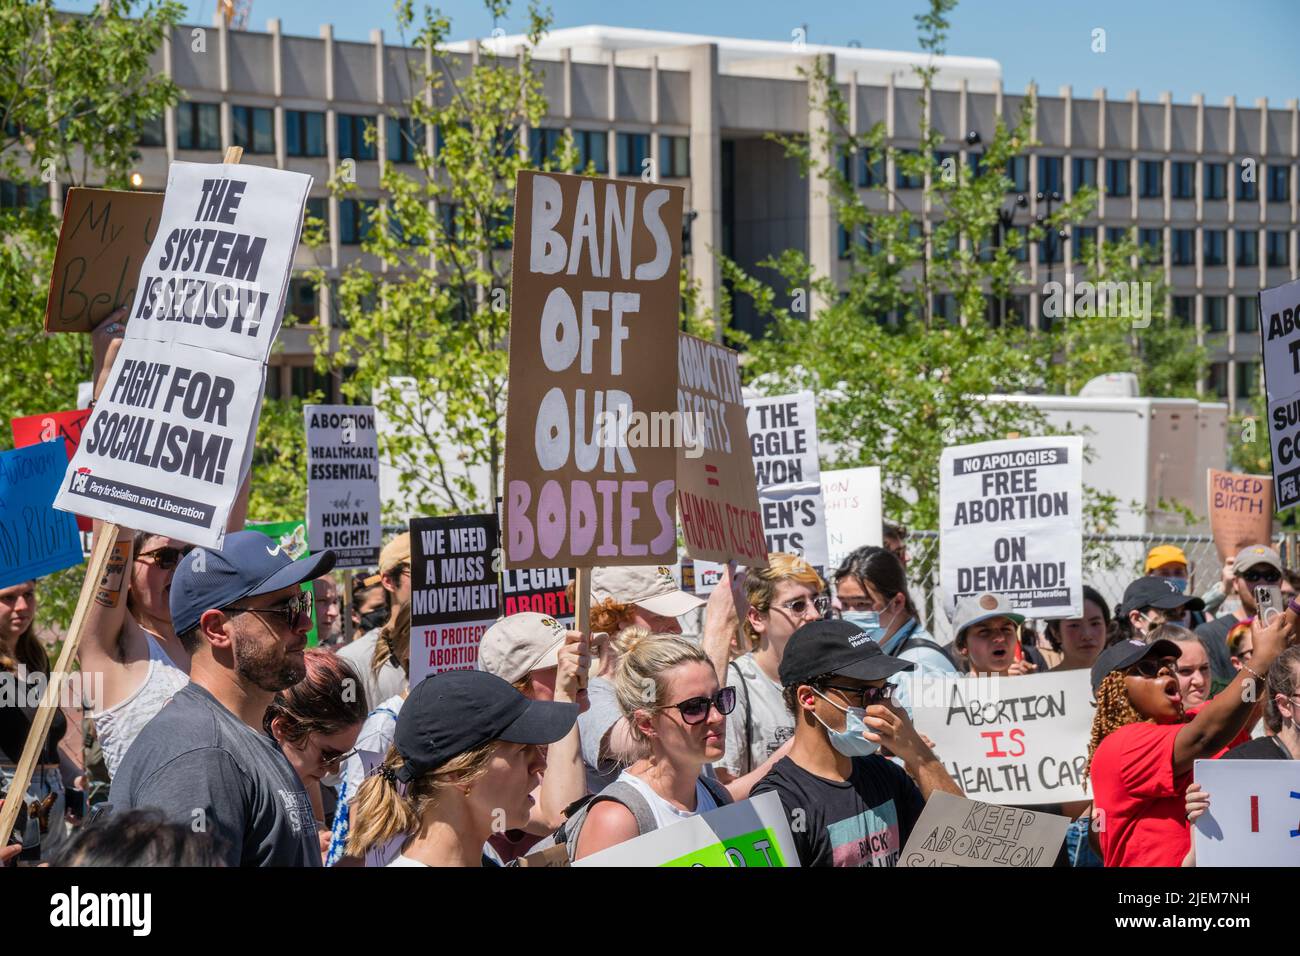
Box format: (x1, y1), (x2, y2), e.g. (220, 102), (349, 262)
(0, 669), (66, 766)
(1222, 735), (1291, 760)
(752, 754), (925, 867)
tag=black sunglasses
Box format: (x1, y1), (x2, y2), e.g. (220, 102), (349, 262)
(1127, 657), (1178, 679)
(226, 590), (314, 629)
(819, 682), (895, 707)
(1241, 570), (1282, 584)
(663, 686), (737, 724)
(136, 546), (193, 571)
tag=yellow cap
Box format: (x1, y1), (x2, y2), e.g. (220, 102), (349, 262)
(1144, 544), (1188, 573)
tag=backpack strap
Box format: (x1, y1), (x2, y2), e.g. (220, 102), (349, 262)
(728, 660), (754, 774)
(699, 773), (733, 807)
(552, 780), (660, 862)
(897, 635), (956, 668)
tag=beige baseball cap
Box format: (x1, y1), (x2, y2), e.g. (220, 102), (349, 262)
(478, 612), (568, 684)
(379, 532), (411, 576)
(590, 565), (704, 619)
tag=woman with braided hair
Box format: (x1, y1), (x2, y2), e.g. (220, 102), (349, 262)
(1085, 605), (1295, 867)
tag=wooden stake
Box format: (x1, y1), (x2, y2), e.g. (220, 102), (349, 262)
(575, 567), (592, 637)
(341, 569), (354, 644)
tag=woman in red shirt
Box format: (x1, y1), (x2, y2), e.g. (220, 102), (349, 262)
(1086, 608), (1293, 867)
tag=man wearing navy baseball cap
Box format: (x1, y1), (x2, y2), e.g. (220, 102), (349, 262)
(751, 619), (960, 867)
(108, 531), (337, 867)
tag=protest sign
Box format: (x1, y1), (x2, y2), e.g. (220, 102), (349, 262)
(500, 566), (575, 626)
(745, 392), (828, 569)
(45, 187), (164, 333)
(0, 443), (84, 591)
(53, 161), (312, 547)
(675, 333), (767, 568)
(899, 791), (1069, 867)
(1193, 759), (1300, 866)
(304, 404), (381, 569)
(12, 408), (94, 531)
(409, 514), (500, 686)
(1260, 277), (1300, 511)
(940, 435), (1083, 619)
(912, 669), (1094, 805)
(821, 466), (882, 573)
(573, 791), (800, 867)
(503, 170), (683, 570)
(1207, 469), (1273, 563)
(247, 518), (319, 647)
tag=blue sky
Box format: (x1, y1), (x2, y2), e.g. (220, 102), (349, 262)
(67, 0), (1298, 104)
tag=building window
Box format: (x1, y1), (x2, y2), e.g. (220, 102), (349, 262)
(1236, 296), (1259, 334)
(0, 180), (45, 210)
(529, 127), (565, 167)
(1008, 295), (1030, 329)
(1207, 362), (1228, 398)
(1236, 167), (1258, 201)
(1105, 159), (1130, 197)
(338, 198), (376, 245)
(492, 204), (513, 250)
(577, 130), (609, 173)
(1203, 162), (1227, 200)
(290, 364), (331, 400)
(896, 150), (923, 189)
(438, 202), (458, 240)
(1138, 227), (1163, 259)
(1138, 160), (1162, 198)
(337, 114), (377, 161)
(285, 278), (318, 324)
(386, 117), (423, 164)
(1235, 230), (1259, 267)
(176, 102), (220, 151)
(616, 132), (650, 177)
(1171, 161), (1195, 199)
(1236, 362), (1259, 399)
(861, 152), (886, 187)
(1072, 226), (1097, 263)
(136, 114), (165, 147)
(1203, 229), (1227, 266)
(1268, 164), (1292, 203)
(1040, 231), (1064, 263)
(304, 196), (328, 242)
(285, 110), (326, 157)
(660, 135), (688, 178)
(1037, 155), (1063, 195)
(1172, 229), (1195, 266)
(1172, 295), (1194, 327)
(1105, 226), (1128, 248)
(1071, 156), (1097, 193)
(1006, 155), (1028, 193)
(1205, 296), (1227, 332)
(1010, 225), (1029, 262)
(1267, 230), (1291, 267)
(231, 105), (274, 154)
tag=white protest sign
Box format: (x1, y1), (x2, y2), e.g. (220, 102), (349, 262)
(1259, 278), (1300, 510)
(940, 435), (1083, 619)
(305, 404), (381, 569)
(573, 791), (800, 867)
(1193, 758), (1300, 866)
(54, 162), (311, 547)
(821, 466), (882, 573)
(912, 669), (1094, 805)
(899, 791), (1069, 867)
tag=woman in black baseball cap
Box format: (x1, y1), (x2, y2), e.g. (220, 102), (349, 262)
(346, 670), (577, 867)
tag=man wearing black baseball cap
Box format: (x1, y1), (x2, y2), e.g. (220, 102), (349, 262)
(1118, 576), (1206, 639)
(109, 531), (337, 867)
(751, 620), (960, 867)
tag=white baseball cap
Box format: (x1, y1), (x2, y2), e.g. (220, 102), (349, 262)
(478, 612), (567, 684)
(590, 565), (704, 619)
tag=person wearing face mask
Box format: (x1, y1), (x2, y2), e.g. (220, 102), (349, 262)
(1143, 546), (1207, 627)
(1195, 545), (1283, 688)
(337, 534), (410, 712)
(833, 546), (956, 715)
(1116, 576), (1206, 642)
(752, 620), (960, 867)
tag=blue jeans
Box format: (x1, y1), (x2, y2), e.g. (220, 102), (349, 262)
(1065, 815), (1102, 867)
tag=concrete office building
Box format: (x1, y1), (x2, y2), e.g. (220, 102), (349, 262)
(18, 19), (1298, 412)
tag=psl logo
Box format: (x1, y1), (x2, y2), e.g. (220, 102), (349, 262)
(71, 469), (90, 493)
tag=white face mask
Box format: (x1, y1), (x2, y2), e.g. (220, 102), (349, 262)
(320, 768), (343, 788)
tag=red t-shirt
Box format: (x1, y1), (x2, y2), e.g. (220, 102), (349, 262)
(1090, 722), (1190, 867)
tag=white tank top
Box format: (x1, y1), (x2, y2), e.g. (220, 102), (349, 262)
(614, 769), (719, 830)
(91, 631), (189, 777)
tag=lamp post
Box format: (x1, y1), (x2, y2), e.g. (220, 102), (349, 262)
(1035, 189), (1069, 328)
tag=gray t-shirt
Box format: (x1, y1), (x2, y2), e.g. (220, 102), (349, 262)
(336, 628), (406, 712)
(720, 654), (793, 778)
(108, 682), (320, 867)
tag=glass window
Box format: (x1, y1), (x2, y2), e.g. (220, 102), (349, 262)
(1040, 231), (1064, 263)
(1267, 230), (1291, 267)
(1105, 159), (1130, 197)
(1072, 226), (1097, 263)
(660, 135), (689, 178)
(1172, 229), (1195, 265)
(896, 150), (923, 189)
(1203, 229), (1227, 266)
(286, 110), (326, 157)
(616, 132), (650, 177)
(1006, 155), (1028, 193)
(1172, 295), (1194, 326)
(1010, 224), (1029, 262)
(1105, 226), (1128, 247)
(304, 196), (328, 242)
(1171, 161), (1195, 199)
(1268, 164), (1292, 203)
(528, 127), (564, 167)
(136, 114), (164, 147)
(337, 114), (377, 161)
(861, 151), (886, 187)
(286, 278), (319, 323)
(1072, 157), (1097, 193)
(1207, 362), (1228, 398)
(290, 364), (331, 400)
(1236, 362), (1259, 399)
(1205, 296), (1227, 332)
(338, 198), (377, 245)
(1037, 155), (1063, 195)
(1204, 163), (1227, 200)
(386, 117), (424, 164)
(176, 102), (220, 151)
(1138, 160), (1162, 198)
(577, 130), (609, 174)
(1236, 296), (1259, 334)
(231, 106), (274, 154)
(1138, 227), (1163, 259)
(438, 202), (458, 240)
(1235, 230), (1259, 267)
(1237, 166), (1258, 201)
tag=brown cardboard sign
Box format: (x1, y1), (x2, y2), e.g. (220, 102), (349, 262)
(676, 333), (768, 567)
(45, 187), (163, 332)
(503, 171), (683, 569)
(899, 792), (1069, 868)
(1207, 468), (1273, 563)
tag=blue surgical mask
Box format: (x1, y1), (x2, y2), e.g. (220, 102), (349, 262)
(841, 606), (900, 646)
(812, 689), (880, 758)
(1166, 577), (1189, 595)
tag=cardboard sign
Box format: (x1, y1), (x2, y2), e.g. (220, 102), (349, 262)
(1207, 469), (1273, 563)
(45, 188), (164, 333)
(246, 518), (320, 647)
(822, 466), (883, 574)
(899, 791), (1069, 867)
(11, 409), (94, 532)
(1260, 278), (1300, 511)
(745, 391), (828, 567)
(409, 514), (500, 686)
(54, 162), (312, 547)
(675, 333), (767, 567)
(1193, 759), (1300, 866)
(0, 443), (85, 590)
(573, 791), (800, 867)
(912, 669), (1094, 805)
(503, 171), (683, 569)
(305, 405), (381, 570)
(940, 435), (1083, 619)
